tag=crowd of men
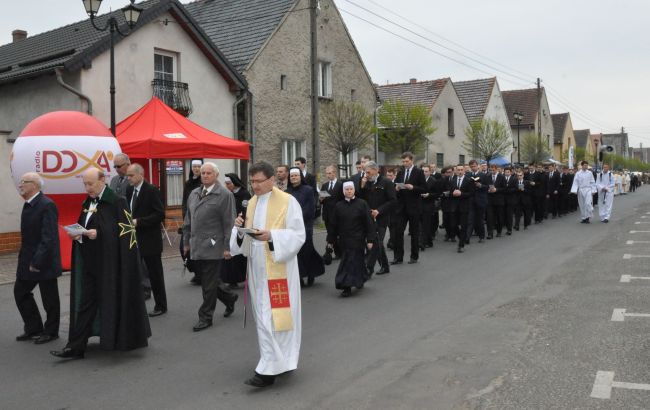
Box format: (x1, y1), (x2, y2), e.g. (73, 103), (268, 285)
(11, 150), (644, 389)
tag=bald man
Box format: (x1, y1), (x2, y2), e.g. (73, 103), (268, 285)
(51, 168), (150, 359)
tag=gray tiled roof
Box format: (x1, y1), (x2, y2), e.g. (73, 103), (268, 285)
(185, 0), (296, 73)
(502, 88), (541, 127)
(573, 129), (591, 149)
(551, 113), (569, 144)
(453, 77), (495, 124)
(376, 78), (449, 109)
(0, 0), (245, 89)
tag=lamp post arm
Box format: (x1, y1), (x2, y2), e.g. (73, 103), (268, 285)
(89, 15), (111, 32)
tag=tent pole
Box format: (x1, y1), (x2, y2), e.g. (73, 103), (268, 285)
(149, 159), (153, 184)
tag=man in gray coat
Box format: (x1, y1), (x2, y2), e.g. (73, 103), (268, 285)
(183, 162), (238, 331)
(109, 153), (131, 198)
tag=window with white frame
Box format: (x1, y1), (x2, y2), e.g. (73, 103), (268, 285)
(318, 61), (332, 98)
(281, 140), (306, 165)
(154, 51), (176, 81)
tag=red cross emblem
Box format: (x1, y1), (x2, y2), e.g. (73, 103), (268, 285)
(268, 279), (291, 308)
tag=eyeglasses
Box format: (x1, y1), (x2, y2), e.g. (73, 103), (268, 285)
(250, 176), (272, 185)
(114, 163), (126, 168)
(19, 180), (36, 185)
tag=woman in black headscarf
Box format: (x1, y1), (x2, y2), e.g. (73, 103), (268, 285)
(286, 167), (324, 286)
(220, 173), (251, 290)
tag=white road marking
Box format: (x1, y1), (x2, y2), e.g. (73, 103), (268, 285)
(623, 254), (650, 259)
(591, 371), (650, 399)
(634, 222), (650, 224)
(642, 216), (649, 219)
(627, 240), (650, 244)
(620, 274), (650, 283)
(629, 231), (650, 233)
(611, 308), (650, 322)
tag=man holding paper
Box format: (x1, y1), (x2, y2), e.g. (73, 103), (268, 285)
(231, 161), (305, 388)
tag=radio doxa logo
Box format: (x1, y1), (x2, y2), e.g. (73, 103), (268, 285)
(36, 150), (114, 179)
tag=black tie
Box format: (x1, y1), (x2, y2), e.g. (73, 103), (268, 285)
(405, 168), (410, 183)
(457, 177), (461, 188)
(201, 188), (208, 198)
(329, 181), (333, 191)
(492, 175), (496, 183)
(131, 189), (138, 210)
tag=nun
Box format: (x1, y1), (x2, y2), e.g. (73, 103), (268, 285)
(221, 173), (251, 289)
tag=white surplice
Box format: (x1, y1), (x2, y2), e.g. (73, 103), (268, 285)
(230, 192), (305, 376)
(596, 171), (615, 221)
(571, 170), (596, 220)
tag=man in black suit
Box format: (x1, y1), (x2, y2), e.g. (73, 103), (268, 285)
(350, 155), (372, 191)
(14, 172), (61, 345)
(294, 156), (319, 217)
(546, 164), (561, 218)
(392, 152), (427, 264)
(513, 170), (533, 230)
(466, 160), (489, 243)
(359, 161), (397, 275)
(486, 165), (506, 239)
(126, 164), (167, 317)
(530, 164), (547, 223)
(502, 167), (518, 235)
(419, 165), (438, 249)
(448, 165), (475, 252)
(558, 165), (571, 216)
(320, 165), (343, 257)
(439, 166), (455, 241)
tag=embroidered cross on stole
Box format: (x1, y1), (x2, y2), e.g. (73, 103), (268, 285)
(244, 187), (293, 332)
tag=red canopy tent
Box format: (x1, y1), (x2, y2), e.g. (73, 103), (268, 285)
(116, 97), (250, 160)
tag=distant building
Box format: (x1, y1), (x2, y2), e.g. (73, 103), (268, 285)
(550, 113), (574, 162)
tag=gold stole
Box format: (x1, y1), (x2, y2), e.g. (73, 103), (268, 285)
(245, 187), (293, 332)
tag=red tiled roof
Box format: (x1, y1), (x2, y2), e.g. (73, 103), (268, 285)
(502, 88), (542, 127)
(377, 78), (449, 109)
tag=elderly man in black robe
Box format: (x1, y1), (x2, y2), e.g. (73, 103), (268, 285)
(327, 181), (376, 297)
(50, 168), (150, 359)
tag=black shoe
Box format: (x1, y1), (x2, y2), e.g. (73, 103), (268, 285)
(407, 259), (418, 264)
(244, 373), (275, 388)
(190, 276), (201, 286)
(149, 308), (167, 317)
(603, 219), (609, 223)
(496, 233), (502, 238)
(224, 294), (239, 318)
(193, 320), (213, 332)
(376, 267), (390, 275)
(307, 276), (315, 286)
(514, 226), (519, 231)
(524, 226), (528, 230)
(478, 238), (484, 243)
(457, 247), (464, 253)
(425, 243), (433, 248)
(50, 347), (84, 359)
(419, 246), (425, 251)
(16, 332), (41, 341)
(143, 288), (152, 300)
(390, 259), (403, 265)
(34, 334), (58, 344)
(585, 218), (590, 224)
(486, 235), (493, 240)
(506, 231), (512, 236)
(465, 239), (470, 245)
(300, 278), (306, 288)
(340, 288), (352, 297)
(228, 283), (240, 289)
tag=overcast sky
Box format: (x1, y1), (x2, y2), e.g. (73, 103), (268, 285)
(3, 0), (649, 147)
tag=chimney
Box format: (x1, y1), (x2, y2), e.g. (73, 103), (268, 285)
(410, 78), (417, 84)
(12, 29), (27, 43)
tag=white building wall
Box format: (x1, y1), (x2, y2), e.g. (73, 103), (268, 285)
(483, 81), (514, 161)
(428, 81), (470, 166)
(80, 12), (239, 175)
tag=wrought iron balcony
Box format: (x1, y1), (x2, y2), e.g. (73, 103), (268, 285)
(151, 79), (193, 117)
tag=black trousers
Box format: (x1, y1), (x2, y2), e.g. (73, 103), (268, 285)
(547, 193), (559, 217)
(67, 268), (100, 351)
(504, 203), (514, 232)
(443, 210), (454, 239)
(467, 203), (486, 239)
(451, 210), (469, 248)
(487, 204), (504, 235)
(142, 254), (167, 311)
(514, 203), (532, 228)
(14, 278), (60, 336)
(394, 212), (420, 261)
(367, 224), (389, 271)
(533, 196), (545, 221)
(558, 193), (569, 215)
(194, 260), (236, 322)
(420, 207), (435, 246)
(431, 208), (440, 239)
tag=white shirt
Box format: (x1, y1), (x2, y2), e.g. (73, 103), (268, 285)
(26, 191), (40, 204)
(84, 186), (106, 227)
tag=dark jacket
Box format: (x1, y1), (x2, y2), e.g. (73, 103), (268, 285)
(126, 181), (165, 256)
(232, 187), (252, 217)
(467, 171), (490, 208)
(487, 173), (507, 206)
(287, 183), (316, 234)
(447, 174), (475, 212)
(326, 197), (376, 250)
(559, 172), (572, 194)
(394, 166), (427, 215)
(514, 178), (533, 206)
(320, 179), (344, 224)
(547, 170), (561, 195)
(17, 192), (62, 281)
(358, 175), (397, 227)
(502, 174), (518, 205)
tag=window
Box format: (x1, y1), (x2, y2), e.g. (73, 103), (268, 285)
(280, 74), (287, 90)
(350, 89), (356, 101)
(447, 108), (455, 136)
(459, 154), (465, 165)
(436, 153), (444, 168)
(164, 160), (184, 207)
(281, 140), (306, 165)
(338, 150), (358, 178)
(318, 61), (332, 98)
(154, 52), (176, 81)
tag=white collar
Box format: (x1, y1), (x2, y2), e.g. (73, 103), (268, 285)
(203, 183), (216, 194)
(134, 181), (144, 191)
(26, 191), (40, 204)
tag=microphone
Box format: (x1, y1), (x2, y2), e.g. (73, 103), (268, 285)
(240, 200), (249, 222)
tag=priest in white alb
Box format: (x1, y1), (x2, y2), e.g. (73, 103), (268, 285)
(596, 163), (615, 223)
(230, 161), (305, 388)
(570, 160), (596, 223)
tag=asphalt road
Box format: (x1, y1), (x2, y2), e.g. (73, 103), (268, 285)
(1, 190), (649, 410)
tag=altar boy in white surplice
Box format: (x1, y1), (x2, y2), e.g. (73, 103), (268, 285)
(230, 161), (305, 388)
(570, 160), (597, 223)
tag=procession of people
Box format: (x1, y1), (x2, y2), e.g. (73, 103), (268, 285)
(10, 153), (645, 389)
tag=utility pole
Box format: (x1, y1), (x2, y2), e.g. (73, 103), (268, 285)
(310, 0), (320, 180)
(537, 78), (542, 149)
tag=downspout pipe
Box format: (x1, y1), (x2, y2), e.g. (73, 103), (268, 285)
(55, 67), (92, 115)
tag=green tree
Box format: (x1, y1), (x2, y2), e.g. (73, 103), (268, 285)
(462, 119), (511, 165)
(377, 100), (435, 156)
(320, 101), (375, 176)
(521, 134), (551, 164)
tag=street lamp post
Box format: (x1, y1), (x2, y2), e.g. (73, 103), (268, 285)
(82, 0), (142, 136)
(513, 111), (523, 165)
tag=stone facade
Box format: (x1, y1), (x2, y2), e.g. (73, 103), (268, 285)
(243, 0), (377, 178)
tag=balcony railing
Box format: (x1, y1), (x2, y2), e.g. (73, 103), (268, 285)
(151, 79), (193, 117)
